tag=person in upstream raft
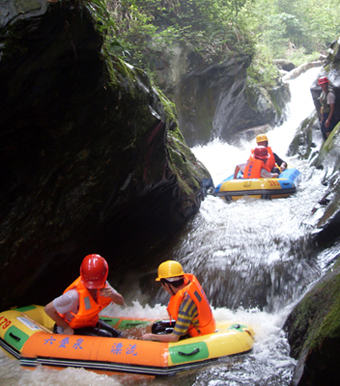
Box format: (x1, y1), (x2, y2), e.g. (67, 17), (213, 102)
(255, 134), (287, 173)
(44, 254), (125, 337)
(233, 146), (279, 179)
(142, 260), (216, 342)
(318, 76), (336, 140)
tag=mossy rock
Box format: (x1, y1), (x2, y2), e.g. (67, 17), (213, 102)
(284, 260), (340, 385)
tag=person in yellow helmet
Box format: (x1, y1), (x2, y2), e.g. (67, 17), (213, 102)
(142, 260), (216, 342)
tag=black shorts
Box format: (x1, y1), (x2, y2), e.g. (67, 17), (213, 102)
(321, 112), (337, 134)
(53, 320), (122, 337)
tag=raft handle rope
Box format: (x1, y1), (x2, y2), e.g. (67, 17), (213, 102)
(9, 332), (21, 342)
(178, 348), (200, 356)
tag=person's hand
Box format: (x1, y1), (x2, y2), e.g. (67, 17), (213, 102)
(100, 287), (113, 298)
(273, 173), (279, 178)
(325, 118), (330, 128)
(142, 333), (153, 340)
(63, 325), (74, 335)
(100, 286), (125, 305)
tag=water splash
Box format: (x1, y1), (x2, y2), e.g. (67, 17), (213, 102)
(1, 66), (334, 386)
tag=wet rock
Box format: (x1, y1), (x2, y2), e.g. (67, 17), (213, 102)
(282, 61), (324, 82)
(285, 39), (340, 386)
(174, 55), (291, 146)
(273, 59), (295, 72)
(310, 125), (340, 246)
(0, 0), (212, 309)
(284, 262), (340, 386)
(287, 112), (322, 160)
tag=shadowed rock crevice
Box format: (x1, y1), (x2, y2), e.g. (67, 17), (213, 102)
(0, 0), (212, 309)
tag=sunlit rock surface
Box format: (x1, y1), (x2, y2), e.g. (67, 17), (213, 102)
(173, 55), (291, 146)
(150, 27), (291, 146)
(0, 0), (212, 310)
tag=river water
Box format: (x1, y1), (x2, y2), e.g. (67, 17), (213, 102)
(1, 66), (339, 385)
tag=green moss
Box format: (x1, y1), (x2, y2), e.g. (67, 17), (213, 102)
(314, 267), (340, 344)
(157, 90), (178, 127)
(289, 264), (340, 355)
(321, 122), (340, 153)
(15, 0), (41, 13)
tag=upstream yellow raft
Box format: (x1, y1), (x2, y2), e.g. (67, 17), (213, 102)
(214, 167), (301, 201)
(0, 305), (255, 376)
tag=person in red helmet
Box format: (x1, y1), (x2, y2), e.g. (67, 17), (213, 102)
(233, 146), (279, 179)
(318, 76), (336, 139)
(44, 254), (125, 337)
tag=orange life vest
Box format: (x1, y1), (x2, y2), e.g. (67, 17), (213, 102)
(251, 147), (274, 172)
(59, 277), (112, 329)
(243, 155), (265, 179)
(265, 146), (275, 171)
(167, 273), (216, 337)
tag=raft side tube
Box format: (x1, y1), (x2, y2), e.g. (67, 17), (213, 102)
(214, 167), (300, 197)
(0, 309), (49, 353)
(215, 187), (296, 198)
(0, 306), (256, 376)
(21, 332), (170, 367)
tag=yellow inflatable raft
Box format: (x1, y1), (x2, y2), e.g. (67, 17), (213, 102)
(0, 305), (255, 376)
(214, 168), (301, 201)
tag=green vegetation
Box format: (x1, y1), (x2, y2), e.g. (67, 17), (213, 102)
(106, 0), (255, 76)
(86, 0), (340, 88)
(241, 0), (340, 59)
(240, 0), (340, 85)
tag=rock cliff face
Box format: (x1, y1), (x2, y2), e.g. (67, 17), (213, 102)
(285, 35), (340, 386)
(174, 56), (291, 146)
(284, 262), (340, 386)
(154, 44), (291, 147)
(0, 0), (212, 310)
(288, 40), (340, 248)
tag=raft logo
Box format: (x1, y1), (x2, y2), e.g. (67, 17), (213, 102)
(111, 342), (138, 356)
(0, 316), (11, 329)
(111, 342), (123, 355)
(126, 344), (138, 356)
(44, 336), (56, 345)
(17, 317), (40, 331)
(43, 336), (84, 350)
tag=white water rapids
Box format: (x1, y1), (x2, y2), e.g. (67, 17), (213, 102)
(1, 66), (339, 386)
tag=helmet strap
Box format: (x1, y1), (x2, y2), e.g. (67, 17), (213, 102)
(161, 278), (177, 295)
(169, 284), (176, 295)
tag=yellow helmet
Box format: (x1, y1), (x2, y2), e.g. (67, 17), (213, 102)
(156, 260), (185, 281)
(256, 134), (268, 143)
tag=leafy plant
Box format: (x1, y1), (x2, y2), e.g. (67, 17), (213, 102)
(105, 0), (255, 74)
(247, 43), (280, 87)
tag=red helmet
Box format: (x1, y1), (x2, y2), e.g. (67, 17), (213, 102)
(80, 254), (108, 289)
(254, 146), (268, 160)
(318, 76), (329, 85)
